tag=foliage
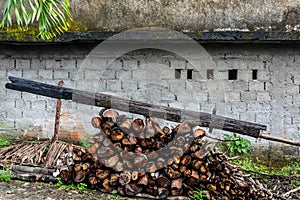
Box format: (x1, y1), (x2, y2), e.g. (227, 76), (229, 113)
(79, 134), (91, 148)
(0, 168), (13, 182)
(224, 133), (251, 155)
(55, 178), (87, 192)
(0, 138), (11, 147)
(189, 188), (209, 200)
(233, 157), (300, 178)
(0, 0), (72, 40)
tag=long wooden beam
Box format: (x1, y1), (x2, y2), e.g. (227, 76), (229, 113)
(5, 76), (266, 138)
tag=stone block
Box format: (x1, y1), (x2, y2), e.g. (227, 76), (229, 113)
(232, 80), (248, 91)
(16, 59), (31, 70)
(169, 80), (186, 92)
(31, 59), (46, 70)
(22, 70), (39, 80)
(257, 92), (271, 101)
(106, 80), (122, 92)
(62, 59), (77, 70)
(54, 70), (70, 80)
(239, 112), (256, 123)
(241, 91), (257, 102)
(0, 58), (14, 69)
(38, 70), (53, 80)
(231, 102), (247, 113)
(249, 81), (265, 91)
(46, 59), (62, 69)
(116, 70), (132, 80)
(225, 91), (240, 102)
(7, 69), (22, 78)
(121, 80), (138, 91)
(255, 112), (271, 124)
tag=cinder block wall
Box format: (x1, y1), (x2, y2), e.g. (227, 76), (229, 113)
(0, 43), (299, 151)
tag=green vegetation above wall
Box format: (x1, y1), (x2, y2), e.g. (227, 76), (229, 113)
(0, 0), (72, 40)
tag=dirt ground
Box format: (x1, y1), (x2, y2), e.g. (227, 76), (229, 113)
(0, 180), (117, 200)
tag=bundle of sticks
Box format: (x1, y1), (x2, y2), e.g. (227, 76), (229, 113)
(56, 109), (273, 199)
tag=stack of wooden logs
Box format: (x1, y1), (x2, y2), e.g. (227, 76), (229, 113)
(57, 109), (272, 199)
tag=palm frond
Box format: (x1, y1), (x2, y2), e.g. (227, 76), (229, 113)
(0, 0), (72, 40)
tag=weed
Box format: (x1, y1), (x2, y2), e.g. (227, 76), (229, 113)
(291, 180), (300, 187)
(55, 178), (87, 192)
(111, 194), (121, 200)
(79, 134), (91, 147)
(77, 183), (87, 192)
(189, 188), (209, 200)
(0, 169), (12, 182)
(0, 138), (11, 147)
(224, 133), (251, 155)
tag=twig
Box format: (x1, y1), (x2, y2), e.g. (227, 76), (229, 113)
(284, 185), (300, 197)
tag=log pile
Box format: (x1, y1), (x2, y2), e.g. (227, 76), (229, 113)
(55, 109), (275, 199)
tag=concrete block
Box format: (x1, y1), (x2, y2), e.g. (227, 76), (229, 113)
(200, 102), (216, 113)
(205, 80), (225, 91)
(122, 60), (139, 70)
(257, 92), (271, 101)
(116, 70), (132, 80)
(258, 70), (270, 81)
(255, 112), (271, 124)
(16, 59), (31, 70)
(248, 102), (271, 112)
(231, 102), (247, 113)
(54, 70), (69, 80)
(232, 80), (248, 91)
(293, 94), (300, 105)
(84, 70), (102, 80)
(0, 70), (7, 79)
(249, 81), (265, 91)
(106, 80), (122, 92)
(62, 59), (77, 70)
(240, 112), (256, 123)
(284, 106), (299, 117)
(31, 100), (46, 111)
(184, 102), (200, 111)
(38, 70), (53, 80)
(168, 101), (185, 110)
(31, 59), (46, 70)
(238, 69), (251, 81)
(102, 69), (116, 80)
(106, 59), (123, 71)
(46, 59), (62, 69)
(169, 80), (186, 92)
(121, 80), (138, 91)
(241, 91), (257, 102)
(170, 60), (186, 69)
(208, 91), (225, 103)
(225, 91), (240, 102)
(284, 84), (299, 95)
(137, 79), (168, 89)
(22, 70), (39, 80)
(7, 69), (22, 78)
(193, 91), (209, 102)
(0, 58), (14, 69)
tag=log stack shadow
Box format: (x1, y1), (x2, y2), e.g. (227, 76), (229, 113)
(56, 109), (272, 199)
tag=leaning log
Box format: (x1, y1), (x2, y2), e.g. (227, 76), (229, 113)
(5, 76), (266, 138)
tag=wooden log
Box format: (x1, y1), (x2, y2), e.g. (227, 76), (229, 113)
(91, 117), (102, 128)
(6, 76), (268, 139)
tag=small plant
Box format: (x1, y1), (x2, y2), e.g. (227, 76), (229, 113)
(111, 193), (122, 200)
(0, 138), (11, 147)
(224, 133), (251, 155)
(77, 183), (87, 192)
(79, 134), (91, 147)
(55, 178), (87, 192)
(189, 188), (209, 200)
(0, 169), (12, 182)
